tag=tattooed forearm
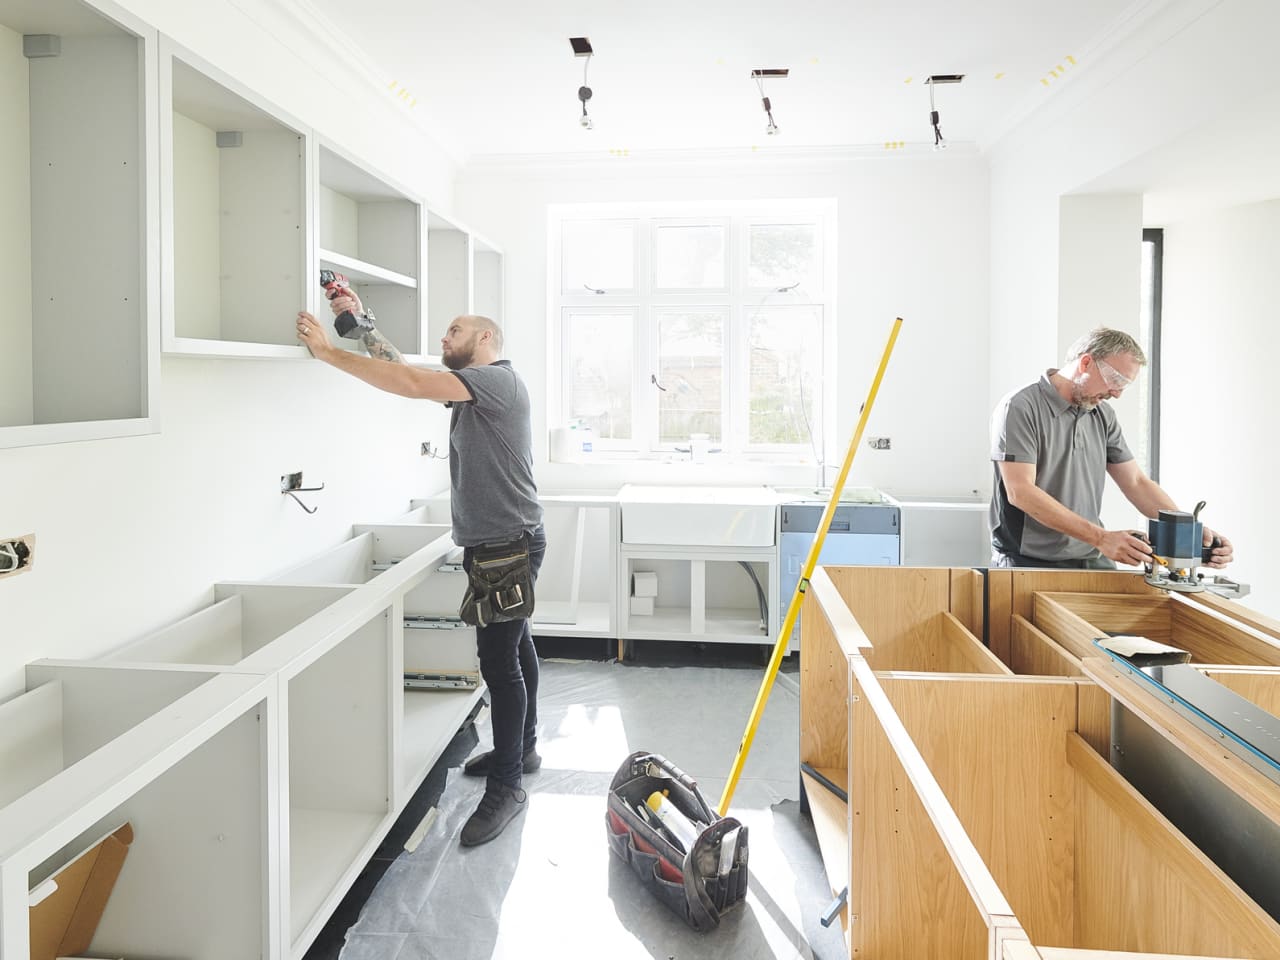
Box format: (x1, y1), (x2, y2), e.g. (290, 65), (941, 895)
(360, 327), (406, 364)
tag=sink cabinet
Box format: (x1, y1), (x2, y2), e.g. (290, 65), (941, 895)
(616, 543), (778, 658)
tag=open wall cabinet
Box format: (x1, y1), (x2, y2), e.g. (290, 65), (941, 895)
(0, 0), (159, 449)
(160, 35), (309, 357)
(158, 38), (499, 366)
(317, 142), (425, 359)
(801, 565), (1280, 960)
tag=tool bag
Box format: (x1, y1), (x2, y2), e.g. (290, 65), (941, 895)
(605, 751), (749, 932)
(459, 535), (535, 627)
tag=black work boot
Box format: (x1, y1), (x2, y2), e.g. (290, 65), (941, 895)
(460, 781), (528, 846)
(462, 746), (541, 777)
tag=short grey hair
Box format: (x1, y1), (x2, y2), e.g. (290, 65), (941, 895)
(1064, 327), (1147, 366)
(462, 314), (503, 354)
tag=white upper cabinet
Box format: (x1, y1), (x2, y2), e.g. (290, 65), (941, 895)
(0, 0), (159, 448)
(317, 143), (424, 358)
(160, 36), (310, 358)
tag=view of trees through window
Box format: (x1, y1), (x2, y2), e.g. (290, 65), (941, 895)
(553, 206), (832, 457)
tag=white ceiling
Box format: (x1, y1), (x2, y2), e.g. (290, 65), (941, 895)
(302, 0), (1134, 161)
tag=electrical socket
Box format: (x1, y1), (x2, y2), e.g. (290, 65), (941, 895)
(867, 437), (891, 450)
(1, 533), (35, 579)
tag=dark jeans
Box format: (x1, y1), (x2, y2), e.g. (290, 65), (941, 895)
(991, 549), (1116, 570)
(464, 525), (546, 789)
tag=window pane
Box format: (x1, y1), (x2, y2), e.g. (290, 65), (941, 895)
(654, 224), (726, 289)
(565, 311), (632, 440)
(656, 310), (723, 443)
(562, 220), (636, 293)
(747, 305), (822, 445)
(748, 223), (820, 292)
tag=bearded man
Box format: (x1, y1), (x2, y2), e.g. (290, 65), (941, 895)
(296, 301), (544, 847)
(989, 327), (1232, 569)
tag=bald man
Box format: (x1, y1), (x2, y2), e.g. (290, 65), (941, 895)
(297, 296), (544, 847)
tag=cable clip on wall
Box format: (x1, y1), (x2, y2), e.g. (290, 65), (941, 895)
(281, 472), (324, 514)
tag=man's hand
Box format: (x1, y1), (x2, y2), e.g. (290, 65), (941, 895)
(1203, 527), (1234, 569)
(327, 289), (363, 321)
(296, 311), (336, 361)
(1097, 529), (1154, 566)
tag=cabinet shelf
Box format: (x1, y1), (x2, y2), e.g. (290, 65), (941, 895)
(319, 248), (417, 288)
(289, 807), (385, 947)
(402, 688), (484, 793)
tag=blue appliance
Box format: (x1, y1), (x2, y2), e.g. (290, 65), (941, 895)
(777, 500), (900, 649)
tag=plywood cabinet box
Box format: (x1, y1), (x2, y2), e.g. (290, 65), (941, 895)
(801, 565), (1280, 960)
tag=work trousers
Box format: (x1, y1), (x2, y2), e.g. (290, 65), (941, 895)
(991, 549), (1116, 570)
(466, 525), (546, 788)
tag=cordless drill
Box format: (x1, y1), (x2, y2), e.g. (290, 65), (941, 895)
(319, 270), (376, 339)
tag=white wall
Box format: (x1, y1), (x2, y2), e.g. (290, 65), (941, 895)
(0, 0), (459, 699)
(456, 151), (991, 500)
(989, 0), (1280, 611)
(1161, 200), (1280, 614)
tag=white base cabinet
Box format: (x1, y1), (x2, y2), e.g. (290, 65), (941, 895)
(0, 517), (483, 960)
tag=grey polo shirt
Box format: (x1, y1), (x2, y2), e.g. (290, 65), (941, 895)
(447, 360), (543, 547)
(989, 370), (1133, 562)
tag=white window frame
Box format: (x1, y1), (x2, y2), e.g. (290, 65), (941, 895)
(547, 199), (837, 462)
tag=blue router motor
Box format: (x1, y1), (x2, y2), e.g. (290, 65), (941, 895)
(1148, 509), (1203, 567)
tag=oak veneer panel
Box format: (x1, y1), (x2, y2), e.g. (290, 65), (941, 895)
(941, 613), (1014, 675)
(1200, 667), (1280, 715)
(1038, 594), (1171, 645)
(1037, 950), (1251, 960)
(1169, 601), (1280, 666)
(825, 566), (952, 671)
(800, 769), (849, 937)
(800, 587), (851, 772)
(1032, 595), (1107, 662)
(1190, 592), (1280, 642)
(849, 669), (995, 960)
(951, 567), (986, 639)
(1008, 572), (1160, 623)
(877, 674), (1076, 948)
(988, 570), (1014, 668)
(1075, 682), (1111, 758)
(1067, 733), (1280, 957)
(1010, 616), (1083, 677)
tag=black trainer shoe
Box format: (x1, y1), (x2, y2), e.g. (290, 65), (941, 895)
(460, 782), (527, 846)
(462, 746), (541, 777)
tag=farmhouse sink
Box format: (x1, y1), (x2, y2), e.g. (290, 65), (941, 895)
(618, 484), (780, 546)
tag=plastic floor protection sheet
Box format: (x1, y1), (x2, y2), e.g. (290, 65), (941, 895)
(338, 658), (847, 960)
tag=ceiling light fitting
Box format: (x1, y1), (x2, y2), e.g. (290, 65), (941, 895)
(752, 68), (788, 136)
(570, 37), (594, 130)
(925, 74), (963, 151)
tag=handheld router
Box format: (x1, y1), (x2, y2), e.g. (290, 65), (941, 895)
(319, 269), (376, 339)
(1143, 501), (1248, 598)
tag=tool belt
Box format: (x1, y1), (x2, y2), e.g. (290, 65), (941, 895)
(605, 751), (749, 932)
(459, 535), (535, 627)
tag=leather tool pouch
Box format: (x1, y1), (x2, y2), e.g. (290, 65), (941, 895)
(459, 536), (535, 627)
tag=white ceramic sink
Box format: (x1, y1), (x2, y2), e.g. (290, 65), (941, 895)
(618, 484), (780, 546)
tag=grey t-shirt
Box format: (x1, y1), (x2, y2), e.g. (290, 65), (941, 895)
(989, 370), (1133, 561)
(447, 360), (543, 546)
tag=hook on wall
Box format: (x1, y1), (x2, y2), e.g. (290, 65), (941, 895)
(281, 472), (324, 514)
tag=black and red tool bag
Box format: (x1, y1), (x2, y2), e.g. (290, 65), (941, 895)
(605, 751), (749, 931)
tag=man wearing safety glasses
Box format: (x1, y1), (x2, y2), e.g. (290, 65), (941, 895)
(989, 327), (1234, 569)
